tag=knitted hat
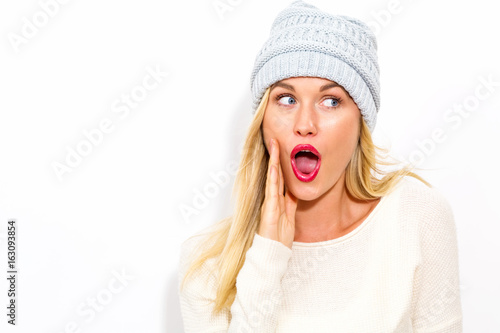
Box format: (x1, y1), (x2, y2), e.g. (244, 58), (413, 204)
(250, 0), (380, 131)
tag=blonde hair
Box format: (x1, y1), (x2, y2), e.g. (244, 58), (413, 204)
(180, 86), (428, 315)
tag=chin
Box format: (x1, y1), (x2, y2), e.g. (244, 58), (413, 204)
(286, 172), (342, 202)
(287, 180), (324, 202)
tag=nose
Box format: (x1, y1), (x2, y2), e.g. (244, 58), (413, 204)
(293, 102), (317, 137)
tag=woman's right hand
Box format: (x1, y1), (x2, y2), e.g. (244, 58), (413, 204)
(258, 139), (298, 249)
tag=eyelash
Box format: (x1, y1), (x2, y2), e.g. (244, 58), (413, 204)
(275, 93), (342, 107)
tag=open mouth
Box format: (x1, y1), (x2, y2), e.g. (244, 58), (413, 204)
(290, 144), (321, 182)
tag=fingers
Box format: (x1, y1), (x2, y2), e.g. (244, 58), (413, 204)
(278, 161), (285, 212)
(270, 139), (279, 170)
(269, 139), (280, 187)
(265, 140), (275, 197)
(270, 163), (278, 185)
(266, 139), (280, 203)
(260, 138), (297, 248)
(278, 159), (284, 197)
(284, 187), (298, 223)
(261, 140), (278, 236)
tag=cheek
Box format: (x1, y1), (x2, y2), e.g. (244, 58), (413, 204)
(261, 125), (272, 152)
(321, 117), (360, 166)
(262, 112), (289, 148)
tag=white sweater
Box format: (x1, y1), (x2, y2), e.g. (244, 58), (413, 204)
(178, 178), (463, 332)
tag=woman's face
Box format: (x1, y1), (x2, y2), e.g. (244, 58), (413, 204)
(262, 76), (361, 201)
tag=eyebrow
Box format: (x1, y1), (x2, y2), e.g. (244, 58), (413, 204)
(271, 82), (295, 92)
(271, 81), (341, 92)
(319, 82), (340, 92)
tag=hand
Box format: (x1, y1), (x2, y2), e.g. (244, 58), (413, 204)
(258, 139), (298, 249)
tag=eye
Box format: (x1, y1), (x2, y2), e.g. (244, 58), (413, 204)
(277, 95), (296, 105)
(322, 97), (341, 108)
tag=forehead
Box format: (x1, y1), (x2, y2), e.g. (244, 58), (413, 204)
(270, 76), (347, 95)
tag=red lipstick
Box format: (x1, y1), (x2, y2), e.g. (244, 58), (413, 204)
(290, 144), (321, 182)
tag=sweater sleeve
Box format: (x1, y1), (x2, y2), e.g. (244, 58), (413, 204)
(411, 187), (463, 332)
(178, 233), (292, 333)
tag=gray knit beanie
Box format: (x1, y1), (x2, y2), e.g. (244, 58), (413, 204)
(250, 0), (380, 131)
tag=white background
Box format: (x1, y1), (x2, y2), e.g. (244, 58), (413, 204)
(0, 0), (499, 332)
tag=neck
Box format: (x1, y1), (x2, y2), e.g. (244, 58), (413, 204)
(293, 173), (377, 243)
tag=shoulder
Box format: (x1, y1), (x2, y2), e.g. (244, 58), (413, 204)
(385, 177), (457, 242)
(387, 177), (454, 219)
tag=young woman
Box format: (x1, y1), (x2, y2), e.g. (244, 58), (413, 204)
(179, 1), (463, 332)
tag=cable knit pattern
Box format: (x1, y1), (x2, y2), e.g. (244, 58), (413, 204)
(178, 178), (463, 332)
(250, 0), (380, 131)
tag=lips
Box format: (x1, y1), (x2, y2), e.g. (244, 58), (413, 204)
(290, 144), (321, 182)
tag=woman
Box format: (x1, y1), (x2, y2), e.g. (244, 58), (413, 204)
(178, 1), (463, 332)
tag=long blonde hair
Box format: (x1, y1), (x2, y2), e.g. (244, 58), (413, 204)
(180, 86), (428, 315)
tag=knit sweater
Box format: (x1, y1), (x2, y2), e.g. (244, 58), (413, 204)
(178, 178), (463, 332)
